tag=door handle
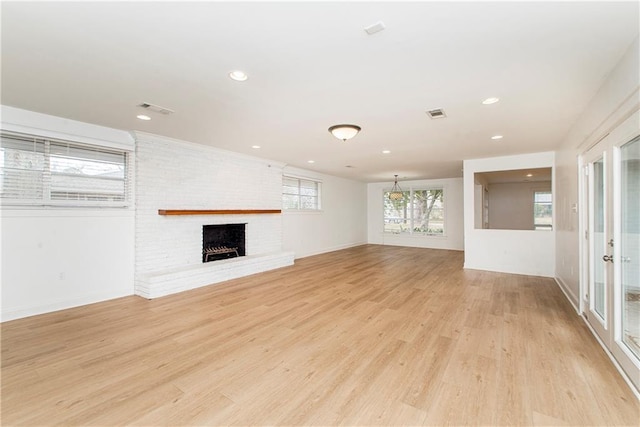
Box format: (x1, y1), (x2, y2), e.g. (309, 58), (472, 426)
(602, 255), (614, 263)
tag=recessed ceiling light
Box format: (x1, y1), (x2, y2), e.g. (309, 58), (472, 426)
(491, 135), (503, 140)
(136, 114), (151, 121)
(526, 173), (533, 177)
(251, 145), (261, 149)
(482, 97), (500, 105)
(382, 150), (391, 154)
(229, 70), (248, 81)
(307, 160), (315, 164)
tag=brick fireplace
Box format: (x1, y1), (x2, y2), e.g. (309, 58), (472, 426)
(134, 132), (294, 299)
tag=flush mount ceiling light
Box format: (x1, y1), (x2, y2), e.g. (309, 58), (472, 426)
(229, 70), (248, 81)
(251, 145), (261, 149)
(307, 160), (315, 164)
(328, 124), (361, 142)
(136, 114), (151, 121)
(491, 135), (503, 140)
(482, 97), (500, 105)
(382, 150), (391, 154)
(389, 175), (404, 201)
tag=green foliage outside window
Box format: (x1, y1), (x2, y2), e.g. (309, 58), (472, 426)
(383, 188), (444, 235)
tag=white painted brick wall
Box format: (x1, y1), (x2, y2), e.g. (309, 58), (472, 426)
(134, 132), (293, 298)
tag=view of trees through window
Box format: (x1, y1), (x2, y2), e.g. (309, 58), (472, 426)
(383, 188), (444, 235)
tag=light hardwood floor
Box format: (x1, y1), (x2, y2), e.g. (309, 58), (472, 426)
(2, 245), (639, 426)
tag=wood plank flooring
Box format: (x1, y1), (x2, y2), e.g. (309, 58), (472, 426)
(2, 245), (639, 426)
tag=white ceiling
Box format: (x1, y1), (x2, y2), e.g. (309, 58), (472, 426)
(1, 1), (638, 182)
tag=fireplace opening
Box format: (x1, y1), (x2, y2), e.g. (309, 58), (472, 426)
(202, 223), (246, 263)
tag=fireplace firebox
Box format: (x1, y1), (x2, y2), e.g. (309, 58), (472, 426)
(202, 223), (246, 263)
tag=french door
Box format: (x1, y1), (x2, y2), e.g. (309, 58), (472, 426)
(582, 111), (640, 392)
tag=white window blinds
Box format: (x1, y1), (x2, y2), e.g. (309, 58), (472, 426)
(0, 133), (45, 201)
(283, 176), (321, 210)
(1, 131), (130, 206)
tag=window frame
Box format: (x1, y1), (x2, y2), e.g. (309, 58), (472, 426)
(1, 130), (132, 208)
(533, 190), (553, 230)
(282, 175), (322, 211)
(383, 186), (446, 236)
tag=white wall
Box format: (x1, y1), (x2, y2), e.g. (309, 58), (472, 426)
(488, 181), (551, 230)
(367, 178), (464, 251)
(1, 210), (135, 321)
(1, 106), (135, 321)
(464, 152), (555, 277)
(134, 132), (294, 298)
(282, 166), (367, 259)
(555, 36), (640, 309)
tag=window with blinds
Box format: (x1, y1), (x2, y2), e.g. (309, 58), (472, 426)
(282, 176), (321, 210)
(1, 131), (130, 207)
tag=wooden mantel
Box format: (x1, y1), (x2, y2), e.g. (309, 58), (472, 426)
(158, 209), (281, 216)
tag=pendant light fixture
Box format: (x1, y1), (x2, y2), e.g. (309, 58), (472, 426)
(328, 124), (361, 141)
(389, 175), (404, 200)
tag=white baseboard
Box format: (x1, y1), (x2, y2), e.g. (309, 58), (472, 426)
(293, 241), (367, 260)
(1, 289), (133, 322)
(554, 276), (580, 314)
(556, 277), (639, 399)
(580, 315), (640, 400)
(462, 263), (554, 278)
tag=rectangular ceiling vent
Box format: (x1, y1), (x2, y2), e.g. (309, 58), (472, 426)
(364, 21), (386, 35)
(138, 102), (174, 115)
(426, 108), (446, 119)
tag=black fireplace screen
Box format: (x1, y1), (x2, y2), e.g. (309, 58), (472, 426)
(202, 223), (246, 263)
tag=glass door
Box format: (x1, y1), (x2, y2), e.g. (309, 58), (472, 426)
(612, 134), (640, 390)
(582, 112), (640, 392)
(584, 148), (610, 342)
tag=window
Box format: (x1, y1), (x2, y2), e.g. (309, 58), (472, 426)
(0, 131), (130, 207)
(282, 176), (321, 210)
(384, 188), (444, 235)
(533, 191), (552, 230)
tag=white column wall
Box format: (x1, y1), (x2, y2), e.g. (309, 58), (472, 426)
(464, 152), (556, 277)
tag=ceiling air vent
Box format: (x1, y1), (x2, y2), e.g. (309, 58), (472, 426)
(364, 21), (386, 35)
(426, 108), (446, 119)
(138, 102), (174, 115)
